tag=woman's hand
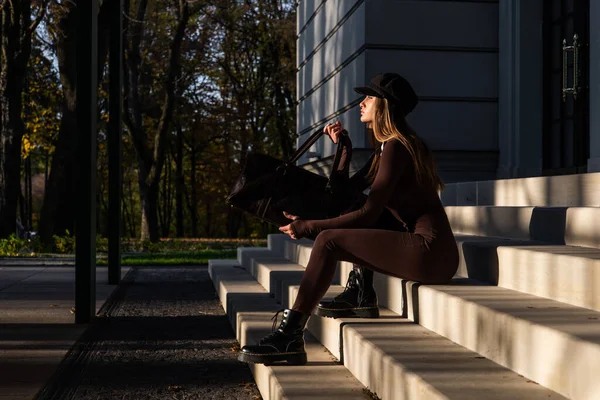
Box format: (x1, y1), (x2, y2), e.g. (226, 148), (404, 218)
(324, 121), (343, 144)
(282, 211), (298, 221)
(279, 211), (299, 239)
(278, 223), (297, 239)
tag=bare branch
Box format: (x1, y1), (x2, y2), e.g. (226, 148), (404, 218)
(149, 0), (191, 185)
(28, 0), (51, 36)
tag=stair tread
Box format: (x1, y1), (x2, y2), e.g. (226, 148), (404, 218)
(208, 261), (367, 400)
(282, 239), (600, 340)
(234, 252), (565, 399)
(501, 244), (600, 258)
(446, 205), (600, 248)
(345, 321), (566, 399)
(283, 235), (600, 398)
(418, 278), (600, 340)
(454, 233), (541, 244)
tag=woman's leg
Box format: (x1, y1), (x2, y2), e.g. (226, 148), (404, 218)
(292, 228), (447, 314)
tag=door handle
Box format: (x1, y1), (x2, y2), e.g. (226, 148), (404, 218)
(562, 33), (580, 101)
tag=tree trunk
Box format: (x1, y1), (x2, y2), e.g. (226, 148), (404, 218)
(158, 150), (172, 238)
(226, 208), (242, 238)
(139, 179), (159, 242)
(205, 197), (211, 237)
(123, 0), (190, 242)
(175, 124), (184, 237)
(38, 3), (78, 243)
(189, 134), (197, 237)
(0, 89), (24, 238)
(39, 0), (112, 244)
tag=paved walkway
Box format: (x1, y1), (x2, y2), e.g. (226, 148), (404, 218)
(0, 262), (260, 399)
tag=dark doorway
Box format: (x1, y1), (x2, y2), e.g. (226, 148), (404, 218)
(542, 0), (590, 175)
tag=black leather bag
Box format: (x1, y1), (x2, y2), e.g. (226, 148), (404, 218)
(226, 128), (365, 227)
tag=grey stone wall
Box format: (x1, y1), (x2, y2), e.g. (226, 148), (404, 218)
(296, 0), (500, 182)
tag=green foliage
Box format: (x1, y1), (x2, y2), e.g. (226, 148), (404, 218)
(96, 250), (238, 266)
(0, 235), (29, 256)
(118, 238), (267, 253)
(0, 234), (45, 256)
(0, 235), (267, 257)
(22, 40), (61, 159)
(52, 230), (76, 253)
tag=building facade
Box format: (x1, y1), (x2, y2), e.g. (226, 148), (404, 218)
(296, 0), (597, 184)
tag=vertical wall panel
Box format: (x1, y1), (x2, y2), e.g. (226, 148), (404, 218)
(296, 0), (500, 182)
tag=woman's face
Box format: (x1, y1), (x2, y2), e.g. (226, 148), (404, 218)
(360, 96), (377, 123)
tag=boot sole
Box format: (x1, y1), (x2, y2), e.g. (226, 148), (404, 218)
(238, 351), (307, 365)
(315, 306), (380, 319)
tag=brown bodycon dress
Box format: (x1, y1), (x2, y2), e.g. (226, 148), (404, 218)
(289, 135), (459, 314)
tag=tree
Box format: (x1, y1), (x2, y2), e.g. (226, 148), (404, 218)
(20, 0), (297, 240)
(206, 0), (296, 237)
(0, 0), (48, 238)
(21, 35), (62, 231)
(123, 0), (193, 241)
(38, 0), (115, 244)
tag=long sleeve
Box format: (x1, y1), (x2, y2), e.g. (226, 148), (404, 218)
(292, 139), (410, 238)
(349, 152), (375, 193)
(328, 132), (353, 183)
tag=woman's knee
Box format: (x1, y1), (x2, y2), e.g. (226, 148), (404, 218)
(314, 229), (340, 250)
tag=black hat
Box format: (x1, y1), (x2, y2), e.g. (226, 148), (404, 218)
(354, 73), (418, 116)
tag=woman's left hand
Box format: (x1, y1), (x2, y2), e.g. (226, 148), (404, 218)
(279, 223), (297, 239)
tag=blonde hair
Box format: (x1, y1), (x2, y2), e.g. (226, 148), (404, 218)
(366, 98), (444, 191)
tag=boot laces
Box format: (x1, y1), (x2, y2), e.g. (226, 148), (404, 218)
(259, 309), (285, 344)
(333, 269), (359, 301)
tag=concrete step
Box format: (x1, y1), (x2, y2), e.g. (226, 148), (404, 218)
(493, 245), (600, 313)
(241, 243), (565, 399)
(280, 232), (600, 312)
(207, 261), (367, 400)
(282, 232), (600, 314)
(446, 205), (600, 248)
(402, 279), (600, 400)
(249, 257), (306, 303)
(342, 321), (566, 400)
(441, 172), (600, 207)
(234, 233), (296, 268)
(374, 273), (600, 400)
(291, 288), (564, 400)
(454, 235), (600, 312)
(283, 239), (352, 284)
(246, 255), (405, 360)
(280, 235), (600, 399)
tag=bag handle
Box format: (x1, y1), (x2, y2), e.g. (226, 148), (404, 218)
(287, 127), (325, 164)
(277, 127), (348, 184)
(287, 127), (348, 164)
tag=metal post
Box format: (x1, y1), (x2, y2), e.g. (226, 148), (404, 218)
(75, 0), (98, 324)
(108, 0), (123, 285)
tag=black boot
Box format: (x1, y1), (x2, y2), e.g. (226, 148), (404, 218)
(315, 266), (379, 318)
(238, 308), (309, 365)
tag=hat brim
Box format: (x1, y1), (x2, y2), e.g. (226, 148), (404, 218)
(354, 86), (383, 98)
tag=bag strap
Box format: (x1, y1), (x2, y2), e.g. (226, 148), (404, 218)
(280, 127), (348, 186)
(287, 127), (325, 164)
(287, 127), (349, 165)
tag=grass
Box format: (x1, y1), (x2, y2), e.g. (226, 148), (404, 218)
(96, 249), (237, 266)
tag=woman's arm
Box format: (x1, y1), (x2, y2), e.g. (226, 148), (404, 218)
(328, 132), (353, 183)
(349, 152), (375, 193)
(291, 139), (410, 238)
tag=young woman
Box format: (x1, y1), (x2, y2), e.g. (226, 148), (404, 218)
(238, 73), (459, 365)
